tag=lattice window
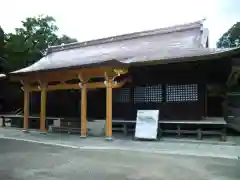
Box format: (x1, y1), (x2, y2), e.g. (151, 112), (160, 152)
(113, 88), (130, 102)
(133, 86), (145, 103)
(134, 85), (162, 103)
(166, 84), (198, 102)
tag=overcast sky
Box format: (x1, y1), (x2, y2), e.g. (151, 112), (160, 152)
(1, 0), (240, 47)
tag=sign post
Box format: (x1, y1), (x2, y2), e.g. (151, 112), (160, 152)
(135, 110), (159, 140)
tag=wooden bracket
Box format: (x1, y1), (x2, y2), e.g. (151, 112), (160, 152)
(104, 71), (119, 87)
(104, 72), (108, 81)
(38, 80), (47, 90)
(113, 68), (128, 76)
(78, 73), (89, 88)
(20, 80), (24, 85)
(112, 68), (128, 81)
(78, 73), (89, 82)
(78, 82), (84, 88)
(104, 68), (129, 86)
(20, 80), (30, 91)
(78, 74), (84, 82)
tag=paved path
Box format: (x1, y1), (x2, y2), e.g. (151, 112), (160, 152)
(1, 138), (240, 180)
(0, 128), (240, 160)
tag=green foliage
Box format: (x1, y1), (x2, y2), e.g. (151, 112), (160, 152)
(57, 35), (77, 45)
(4, 15), (77, 72)
(0, 26), (5, 72)
(217, 22), (240, 48)
(0, 26), (3, 53)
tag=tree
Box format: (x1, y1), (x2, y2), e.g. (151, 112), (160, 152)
(4, 15), (77, 71)
(0, 26), (3, 53)
(217, 22), (240, 48)
(57, 34), (77, 45)
(0, 26), (5, 72)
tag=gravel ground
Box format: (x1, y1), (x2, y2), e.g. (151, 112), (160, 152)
(0, 139), (239, 180)
(1, 128), (239, 159)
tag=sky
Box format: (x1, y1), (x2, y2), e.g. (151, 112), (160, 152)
(0, 0), (240, 48)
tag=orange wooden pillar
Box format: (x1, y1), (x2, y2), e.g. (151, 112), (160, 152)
(40, 83), (47, 132)
(78, 74), (88, 138)
(80, 82), (87, 137)
(105, 79), (113, 140)
(23, 84), (29, 132)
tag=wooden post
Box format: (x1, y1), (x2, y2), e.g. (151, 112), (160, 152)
(78, 74), (88, 138)
(80, 82), (87, 137)
(105, 79), (113, 140)
(40, 83), (47, 132)
(23, 84), (29, 132)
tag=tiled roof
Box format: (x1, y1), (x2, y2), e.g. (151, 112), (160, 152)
(11, 19), (236, 75)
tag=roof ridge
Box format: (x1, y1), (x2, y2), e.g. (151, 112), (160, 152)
(47, 19), (204, 54)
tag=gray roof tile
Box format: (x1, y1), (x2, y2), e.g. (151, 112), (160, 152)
(11, 20), (238, 75)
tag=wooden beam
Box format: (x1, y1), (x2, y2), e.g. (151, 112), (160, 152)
(28, 79), (129, 92)
(72, 67), (117, 77)
(29, 84), (79, 91)
(23, 83), (30, 132)
(40, 82), (47, 132)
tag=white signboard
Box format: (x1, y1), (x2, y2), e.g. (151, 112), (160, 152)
(135, 110), (159, 140)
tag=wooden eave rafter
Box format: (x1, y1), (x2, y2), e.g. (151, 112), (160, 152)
(10, 67), (121, 83)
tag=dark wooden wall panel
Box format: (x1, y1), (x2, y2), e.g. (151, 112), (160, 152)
(111, 59), (230, 121)
(24, 59), (231, 121)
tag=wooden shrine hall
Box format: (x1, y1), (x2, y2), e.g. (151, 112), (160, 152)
(7, 20), (240, 139)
